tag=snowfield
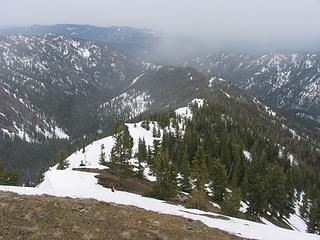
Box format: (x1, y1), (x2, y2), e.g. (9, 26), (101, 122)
(0, 100), (318, 240)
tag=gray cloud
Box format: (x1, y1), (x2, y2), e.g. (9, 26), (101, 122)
(1, 0), (320, 51)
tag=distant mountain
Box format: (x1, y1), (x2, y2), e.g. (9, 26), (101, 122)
(0, 34), (149, 140)
(182, 53), (320, 128)
(0, 24), (161, 57)
(99, 66), (208, 120)
(0, 33), (154, 182)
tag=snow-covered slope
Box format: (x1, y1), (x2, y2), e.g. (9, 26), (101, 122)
(0, 100), (318, 240)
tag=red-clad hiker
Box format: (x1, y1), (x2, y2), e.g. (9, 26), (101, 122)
(110, 183), (115, 192)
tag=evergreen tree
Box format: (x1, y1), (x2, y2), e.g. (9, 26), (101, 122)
(152, 125), (157, 138)
(66, 143), (73, 157)
(209, 158), (228, 202)
(57, 150), (69, 170)
(137, 138), (147, 178)
(265, 163), (294, 218)
(191, 146), (208, 191)
(99, 144), (107, 166)
(247, 150), (268, 218)
(110, 122), (133, 180)
(35, 168), (44, 185)
(300, 192), (312, 221)
(179, 149), (192, 192)
(221, 187), (241, 217)
(152, 148), (177, 200)
(308, 194), (320, 234)
(186, 190), (210, 211)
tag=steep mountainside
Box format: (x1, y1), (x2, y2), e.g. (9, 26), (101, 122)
(182, 53), (320, 128)
(99, 66), (208, 120)
(0, 34), (148, 139)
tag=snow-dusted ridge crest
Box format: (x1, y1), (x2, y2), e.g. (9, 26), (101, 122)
(0, 99), (318, 240)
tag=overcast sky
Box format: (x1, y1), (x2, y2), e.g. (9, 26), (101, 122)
(1, 0), (320, 50)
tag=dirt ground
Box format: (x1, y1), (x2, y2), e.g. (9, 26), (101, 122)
(0, 192), (246, 240)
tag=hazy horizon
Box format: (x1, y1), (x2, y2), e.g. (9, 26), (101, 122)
(1, 0), (320, 51)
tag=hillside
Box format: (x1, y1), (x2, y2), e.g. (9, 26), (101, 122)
(0, 192), (241, 240)
(1, 99), (320, 239)
(182, 52), (320, 128)
(0, 34), (149, 139)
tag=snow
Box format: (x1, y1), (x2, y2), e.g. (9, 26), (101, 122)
(0, 170), (318, 240)
(190, 98), (204, 108)
(223, 91), (231, 98)
(0, 99), (318, 240)
(240, 201), (249, 213)
(208, 77), (215, 87)
(54, 126), (69, 139)
(48, 121), (157, 180)
(286, 193), (308, 232)
(102, 90), (153, 119)
(129, 72), (145, 86)
(242, 150), (252, 161)
(175, 106), (193, 119)
(289, 128), (302, 141)
(64, 136), (115, 170)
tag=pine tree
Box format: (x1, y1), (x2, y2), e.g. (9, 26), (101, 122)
(186, 190), (210, 211)
(191, 146), (208, 192)
(156, 128), (161, 138)
(209, 158), (228, 203)
(247, 150), (268, 218)
(221, 187), (241, 217)
(265, 163), (294, 219)
(110, 122), (133, 181)
(35, 168), (44, 185)
(152, 148), (177, 200)
(99, 144), (107, 166)
(57, 150), (69, 170)
(66, 143), (73, 157)
(137, 138), (147, 178)
(308, 194), (320, 234)
(152, 125), (157, 138)
(301, 192), (312, 221)
(179, 149), (192, 193)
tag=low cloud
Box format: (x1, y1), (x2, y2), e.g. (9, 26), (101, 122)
(1, 0), (320, 51)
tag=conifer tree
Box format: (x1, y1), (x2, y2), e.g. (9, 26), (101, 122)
(99, 144), (107, 166)
(221, 187), (241, 217)
(308, 194), (320, 234)
(110, 122), (133, 180)
(152, 148), (177, 200)
(247, 150), (268, 218)
(179, 149), (192, 192)
(265, 163), (294, 218)
(66, 143), (73, 157)
(209, 158), (228, 202)
(152, 125), (157, 138)
(137, 138), (147, 178)
(191, 146), (208, 191)
(57, 150), (69, 170)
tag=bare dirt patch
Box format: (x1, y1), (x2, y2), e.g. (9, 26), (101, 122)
(0, 191), (246, 240)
